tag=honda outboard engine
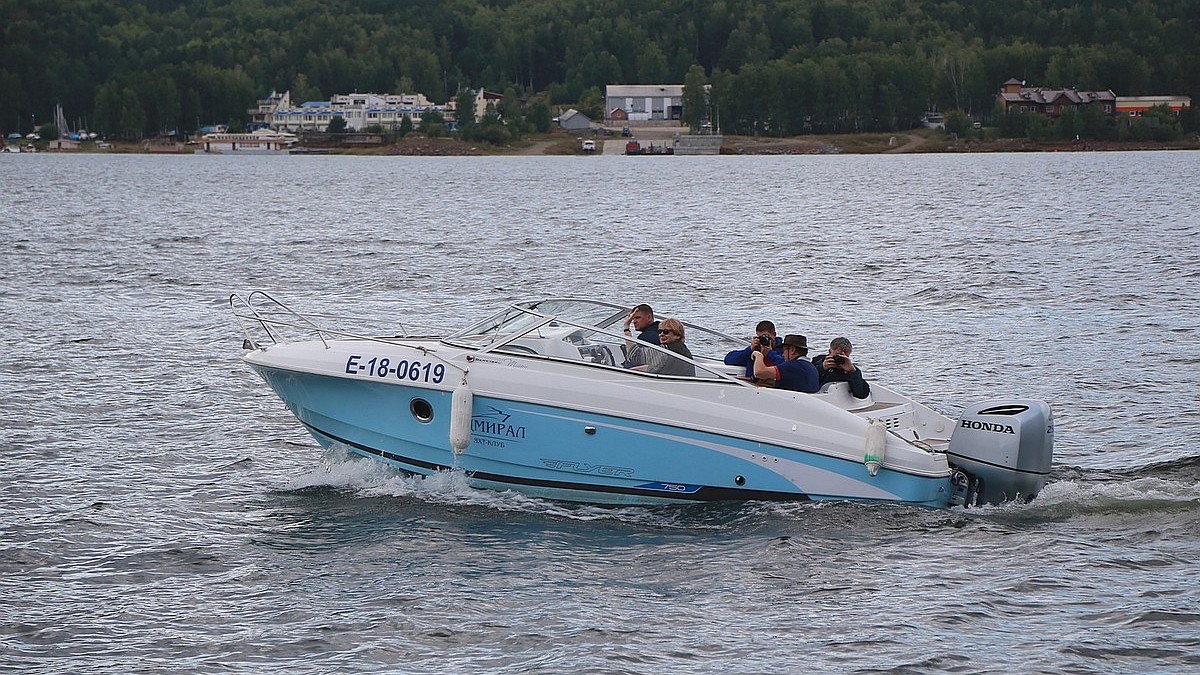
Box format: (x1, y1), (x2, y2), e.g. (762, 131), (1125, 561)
(946, 400), (1053, 505)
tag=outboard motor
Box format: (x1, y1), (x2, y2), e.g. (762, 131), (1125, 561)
(946, 400), (1053, 505)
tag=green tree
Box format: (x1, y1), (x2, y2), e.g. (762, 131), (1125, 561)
(526, 98), (552, 133)
(1141, 104), (1185, 141)
(499, 86), (523, 132)
(719, 15), (771, 71)
(576, 87), (604, 121)
(477, 111), (511, 144)
(93, 81), (125, 137)
(681, 64), (708, 132)
(327, 116), (347, 133)
(1078, 104), (1117, 140)
(635, 43), (669, 84)
(455, 89), (477, 138)
(117, 88), (146, 140)
(1026, 114), (1054, 141)
(944, 109), (972, 137)
(291, 73), (322, 104)
(1056, 108), (1082, 140)
(419, 110), (445, 136)
(1180, 105), (1200, 134)
(996, 107), (1034, 138)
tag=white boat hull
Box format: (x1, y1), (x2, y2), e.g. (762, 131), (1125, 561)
(234, 295), (1053, 507)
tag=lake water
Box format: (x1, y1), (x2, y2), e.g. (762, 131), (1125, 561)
(1, 150), (1198, 673)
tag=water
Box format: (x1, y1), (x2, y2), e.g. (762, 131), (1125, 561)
(2, 151), (1198, 673)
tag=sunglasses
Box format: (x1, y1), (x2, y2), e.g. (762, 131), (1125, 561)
(659, 329), (675, 335)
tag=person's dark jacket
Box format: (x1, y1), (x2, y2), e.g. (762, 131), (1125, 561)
(638, 321), (661, 346)
(622, 321), (661, 367)
(812, 354), (871, 399)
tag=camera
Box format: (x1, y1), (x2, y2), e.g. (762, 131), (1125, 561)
(832, 355), (847, 366)
(757, 334), (773, 349)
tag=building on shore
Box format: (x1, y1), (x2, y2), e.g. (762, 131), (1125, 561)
(249, 90), (448, 132)
(1114, 96), (1192, 118)
(605, 85), (684, 123)
(555, 108), (592, 131)
(247, 89), (518, 132)
(997, 78), (1191, 119)
(996, 78), (1116, 117)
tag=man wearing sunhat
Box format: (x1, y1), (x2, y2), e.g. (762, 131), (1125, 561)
(750, 334), (820, 393)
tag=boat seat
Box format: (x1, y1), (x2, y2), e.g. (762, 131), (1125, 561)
(813, 381), (876, 411)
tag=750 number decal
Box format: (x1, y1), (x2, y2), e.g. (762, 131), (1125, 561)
(345, 355), (445, 384)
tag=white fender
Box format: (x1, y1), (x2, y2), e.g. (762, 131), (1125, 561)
(450, 384), (473, 454)
(864, 418), (887, 476)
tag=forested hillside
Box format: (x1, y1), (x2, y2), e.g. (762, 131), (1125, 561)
(2, 0), (1197, 137)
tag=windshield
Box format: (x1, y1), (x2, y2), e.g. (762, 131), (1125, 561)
(446, 299), (628, 344)
(443, 298), (751, 383)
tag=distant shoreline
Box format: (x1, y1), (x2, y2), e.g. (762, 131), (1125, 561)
(15, 131), (1200, 156)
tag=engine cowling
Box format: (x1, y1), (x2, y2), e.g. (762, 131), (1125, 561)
(946, 399), (1054, 505)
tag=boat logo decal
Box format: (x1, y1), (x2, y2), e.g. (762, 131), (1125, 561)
(541, 459), (634, 477)
(467, 357), (528, 368)
(473, 406), (512, 424)
(960, 418), (1016, 434)
(471, 406), (527, 447)
(635, 482), (700, 494)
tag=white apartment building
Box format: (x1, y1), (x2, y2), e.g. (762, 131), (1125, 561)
(249, 90), (450, 132)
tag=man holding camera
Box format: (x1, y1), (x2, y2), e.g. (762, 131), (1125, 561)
(750, 334), (820, 392)
(724, 320), (783, 378)
(813, 337), (871, 399)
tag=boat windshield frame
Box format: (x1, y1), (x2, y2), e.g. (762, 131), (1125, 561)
(442, 298), (752, 383)
(445, 298), (629, 343)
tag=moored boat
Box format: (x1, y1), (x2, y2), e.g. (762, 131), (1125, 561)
(203, 128), (298, 154)
(231, 294), (1053, 507)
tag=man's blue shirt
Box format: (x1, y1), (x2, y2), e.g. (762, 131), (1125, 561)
(724, 339), (782, 377)
(775, 358), (820, 393)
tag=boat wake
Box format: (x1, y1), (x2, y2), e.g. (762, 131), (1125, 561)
(1108, 452), (1200, 484)
(970, 459), (1200, 529)
(277, 447), (1199, 532)
(278, 447), (739, 529)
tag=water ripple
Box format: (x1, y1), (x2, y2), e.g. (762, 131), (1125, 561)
(2, 151), (1199, 674)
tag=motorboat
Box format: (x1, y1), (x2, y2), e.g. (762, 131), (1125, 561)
(230, 293), (1053, 507)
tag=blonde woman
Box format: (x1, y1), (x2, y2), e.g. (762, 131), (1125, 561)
(629, 318), (695, 376)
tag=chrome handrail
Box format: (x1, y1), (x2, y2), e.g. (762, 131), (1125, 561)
(228, 291), (470, 377)
(230, 291), (329, 349)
